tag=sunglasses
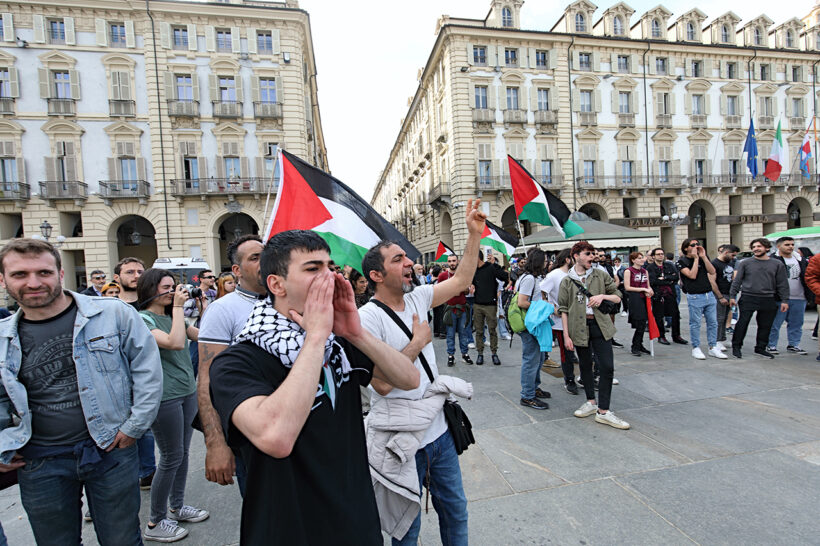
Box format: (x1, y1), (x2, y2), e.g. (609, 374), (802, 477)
(689, 242), (699, 247)
(201, 276), (215, 280)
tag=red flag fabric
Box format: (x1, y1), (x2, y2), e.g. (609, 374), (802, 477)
(646, 297), (660, 340)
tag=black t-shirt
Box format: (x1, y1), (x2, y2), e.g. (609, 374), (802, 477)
(209, 340), (381, 546)
(711, 258), (736, 295)
(676, 256), (712, 294)
(472, 262), (508, 305)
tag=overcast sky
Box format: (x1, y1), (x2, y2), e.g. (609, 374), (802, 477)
(298, 0), (792, 202)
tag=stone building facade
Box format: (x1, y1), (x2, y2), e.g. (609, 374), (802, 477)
(372, 0), (820, 261)
(0, 0), (326, 290)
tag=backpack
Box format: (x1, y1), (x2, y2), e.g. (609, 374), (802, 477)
(505, 275), (537, 334)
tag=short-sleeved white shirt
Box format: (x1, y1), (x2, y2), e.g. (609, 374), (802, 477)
(358, 285), (447, 448)
(198, 286), (263, 345)
(540, 268), (568, 330)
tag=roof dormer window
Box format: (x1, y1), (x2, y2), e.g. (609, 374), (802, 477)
(786, 30), (794, 48)
(576, 13), (586, 33)
(613, 16), (624, 36)
(502, 7), (513, 27)
(722, 25), (729, 43)
(754, 27), (762, 45)
(686, 22), (695, 41)
(651, 19), (661, 38)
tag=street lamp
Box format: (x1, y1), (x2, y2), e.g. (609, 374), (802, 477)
(32, 220), (66, 247)
(661, 204), (687, 256)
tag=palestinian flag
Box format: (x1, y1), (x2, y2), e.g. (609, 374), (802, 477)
(481, 220), (518, 257)
(763, 120), (784, 182)
(264, 150), (419, 273)
(434, 240), (455, 262)
(508, 155), (584, 238)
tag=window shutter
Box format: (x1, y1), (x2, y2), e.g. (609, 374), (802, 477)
(784, 63), (792, 81)
(654, 92), (663, 115)
(669, 93), (676, 114)
(572, 89), (581, 112)
(255, 157), (265, 177)
(191, 72), (200, 102)
(703, 59), (712, 77)
(250, 76), (260, 103)
(209, 74), (218, 102)
(488, 83), (496, 109)
(684, 93), (692, 114)
(2, 13), (12, 42)
(631, 54), (639, 74)
(216, 156), (225, 178)
(248, 28), (257, 54)
(804, 65), (812, 84)
(706, 160), (712, 176)
(231, 27), (241, 53)
(240, 157), (249, 177)
(205, 26), (216, 52)
(592, 52), (600, 72)
(672, 160), (681, 176)
(65, 17), (75, 45)
(737, 95), (743, 115)
(160, 22), (171, 49)
(610, 53), (618, 70)
(45, 157), (56, 180)
(751, 62), (758, 80)
(95, 18), (107, 46)
(668, 56), (676, 75)
(39, 69), (50, 98)
(16, 157), (25, 183)
(719, 61), (727, 79)
(235, 74), (243, 103)
(111, 71), (121, 100)
(107, 157), (117, 179)
(197, 156), (207, 178)
(8, 68), (18, 98)
(125, 20), (135, 48)
(648, 55), (656, 75)
(137, 157), (146, 181)
(684, 58), (691, 77)
(271, 29), (280, 55)
(548, 49), (558, 70)
(163, 72), (175, 100)
(465, 43), (473, 66)
(184, 24), (196, 51)
(632, 92), (639, 114)
(496, 45), (505, 67)
(65, 156), (77, 181)
(120, 72), (131, 100)
(69, 70), (80, 100)
(593, 89), (601, 112)
(772, 97), (778, 116)
(704, 94), (711, 115)
(528, 47), (536, 69)
(33, 15), (45, 43)
(572, 51), (580, 70)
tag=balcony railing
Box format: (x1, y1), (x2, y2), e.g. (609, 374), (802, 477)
(578, 112), (597, 126)
(47, 98), (76, 116)
(477, 175), (510, 190)
(167, 100), (199, 117)
(576, 175), (650, 190)
(655, 114), (672, 128)
(0, 182), (30, 201)
(39, 180), (88, 204)
(170, 177), (271, 197)
(503, 109), (526, 124)
(646, 175), (687, 188)
(109, 99), (136, 117)
(758, 115), (774, 129)
(428, 182), (450, 204)
(98, 180), (150, 204)
(690, 114), (707, 128)
(472, 109), (495, 123)
(790, 117), (806, 130)
(0, 97), (14, 114)
(253, 102), (282, 119)
(213, 101), (242, 118)
(725, 115), (742, 128)
(534, 110), (557, 124)
(618, 113), (635, 127)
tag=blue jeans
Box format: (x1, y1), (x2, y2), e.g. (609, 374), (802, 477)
(18, 444), (141, 545)
(519, 330), (542, 400)
(393, 430), (468, 546)
(687, 292), (717, 349)
(768, 298), (807, 348)
(138, 431), (156, 479)
(446, 309), (471, 356)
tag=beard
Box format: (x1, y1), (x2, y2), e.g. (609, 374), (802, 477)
(402, 281), (415, 294)
(8, 283), (63, 309)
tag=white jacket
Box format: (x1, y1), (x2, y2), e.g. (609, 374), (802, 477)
(365, 375), (473, 540)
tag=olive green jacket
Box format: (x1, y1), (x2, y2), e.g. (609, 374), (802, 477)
(557, 268), (620, 347)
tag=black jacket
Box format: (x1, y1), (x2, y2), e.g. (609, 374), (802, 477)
(472, 263), (508, 305)
(646, 261), (679, 288)
(772, 254), (815, 304)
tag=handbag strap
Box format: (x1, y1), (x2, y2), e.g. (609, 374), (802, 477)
(568, 277), (592, 298)
(370, 298), (435, 383)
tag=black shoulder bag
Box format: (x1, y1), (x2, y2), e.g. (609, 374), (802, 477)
(568, 276), (620, 315)
(370, 299), (475, 455)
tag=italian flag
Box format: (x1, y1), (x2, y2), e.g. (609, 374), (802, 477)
(481, 220), (518, 257)
(434, 240), (456, 262)
(763, 120), (784, 182)
(508, 155), (584, 238)
(264, 151), (419, 273)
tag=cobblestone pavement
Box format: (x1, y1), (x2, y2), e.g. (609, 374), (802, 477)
(2, 308), (820, 545)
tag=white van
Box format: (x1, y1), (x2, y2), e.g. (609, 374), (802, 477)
(151, 257), (212, 286)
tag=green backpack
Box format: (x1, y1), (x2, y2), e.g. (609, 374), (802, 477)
(506, 275), (537, 334)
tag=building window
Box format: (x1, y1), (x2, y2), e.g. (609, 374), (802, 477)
(760, 64), (769, 81)
(0, 69), (9, 98)
(506, 87), (519, 110)
(726, 62), (736, 79)
(580, 90), (592, 112)
(257, 31), (273, 54)
(173, 26), (188, 49)
(259, 78), (276, 103)
(216, 29), (232, 52)
(583, 160), (595, 184)
(651, 19), (661, 38)
(183, 156), (199, 180)
(786, 30), (794, 48)
(694, 160), (705, 183)
(0, 16), (3, 42)
(576, 13), (586, 33)
(504, 48), (518, 67)
(687, 22), (695, 41)
(754, 27), (762, 46)
(120, 157), (137, 180)
(792, 66), (801, 82)
(729, 159), (739, 177)
(264, 143), (279, 179)
(219, 77), (236, 101)
(176, 75), (193, 101)
(792, 98), (802, 117)
(578, 53), (591, 71)
(475, 85), (488, 109)
(473, 46), (487, 66)
(619, 91), (631, 113)
(224, 156), (240, 178)
(49, 19), (66, 44)
(622, 161), (633, 183)
(537, 88), (549, 111)
(613, 16), (624, 36)
(659, 161), (670, 183)
(727, 95), (738, 116)
(692, 94), (703, 115)
(53, 71), (71, 99)
(816, 34), (820, 51)
(656, 57), (667, 75)
(535, 50), (547, 68)
(478, 160), (492, 184)
(109, 23), (127, 46)
(659, 93), (670, 114)
(761, 96), (772, 116)
(722, 25), (730, 43)
(541, 160), (553, 184)
(692, 60), (702, 78)
(0, 157), (17, 185)
(617, 55), (629, 73)
(502, 7), (513, 27)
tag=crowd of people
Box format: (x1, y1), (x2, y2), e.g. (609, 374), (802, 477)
(0, 201), (817, 545)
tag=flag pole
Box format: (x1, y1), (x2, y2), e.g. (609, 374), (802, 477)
(515, 219), (529, 255)
(262, 150), (280, 229)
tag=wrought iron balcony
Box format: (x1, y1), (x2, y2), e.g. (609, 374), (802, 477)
(254, 102), (283, 119)
(655, 114), (672, 128)
(618, 113), (635, 127)
(503, 109), (526, 124)
(170, 177), (272, 197)
(98, 180), (150, 205)
(476, 175), (510, 191)
(0, 182), (30, 202)
(576, 175), (649, 190)
(213, 101), (242, 118)
(167, 100), (199, 117)
(47, 98), (75, 116)
(646, 175), (687, 189)
(578, 112), (597, 126)
(109, 100), (136, 117)
(0, 97), (14, 114)
(39, 180), (88, 206)
(472, 109), (495, 122)
(534, 110), (557, 124)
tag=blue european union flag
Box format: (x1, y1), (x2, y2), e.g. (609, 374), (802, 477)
(744, 120), (759, 178)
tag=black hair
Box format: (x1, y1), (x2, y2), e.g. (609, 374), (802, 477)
(722, 244), (740, 253)
(260, 230), (330, 295)
(775, 236), (795, 245)
(361, 240), (400, 290)
(227, 234), (263, 266)
(198, 269), (212, 281)
(650, 247), (665, 257)
(799, 246), (814, 258)
(524, 248), (547, 276)
(114, 256), (145, 276)
(666, 252), (674, 261)
(549, 248), (572, 272)
(136, 268), (176, 313)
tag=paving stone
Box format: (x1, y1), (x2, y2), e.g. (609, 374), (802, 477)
(616, 368), (758, 404)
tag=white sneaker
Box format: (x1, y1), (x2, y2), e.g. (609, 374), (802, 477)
(714, 341), (727, 352)
(708, 347), (728, 359)
(484, 340), (491, 347)
(620, 311), (628, 317)
(595, 411), (631, 429)
(501, 334), (512, 340)
(612, 377), (620, 385)
(692, 347), (706, 360)
(574, 401), (598, 418)
(468, 342), (476, 349)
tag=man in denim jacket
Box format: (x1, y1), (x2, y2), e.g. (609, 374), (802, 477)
(0, 239), (162, 545)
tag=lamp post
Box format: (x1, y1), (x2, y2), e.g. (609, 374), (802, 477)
(32, 220), (66, 247)
(661, 204), (687, 257)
